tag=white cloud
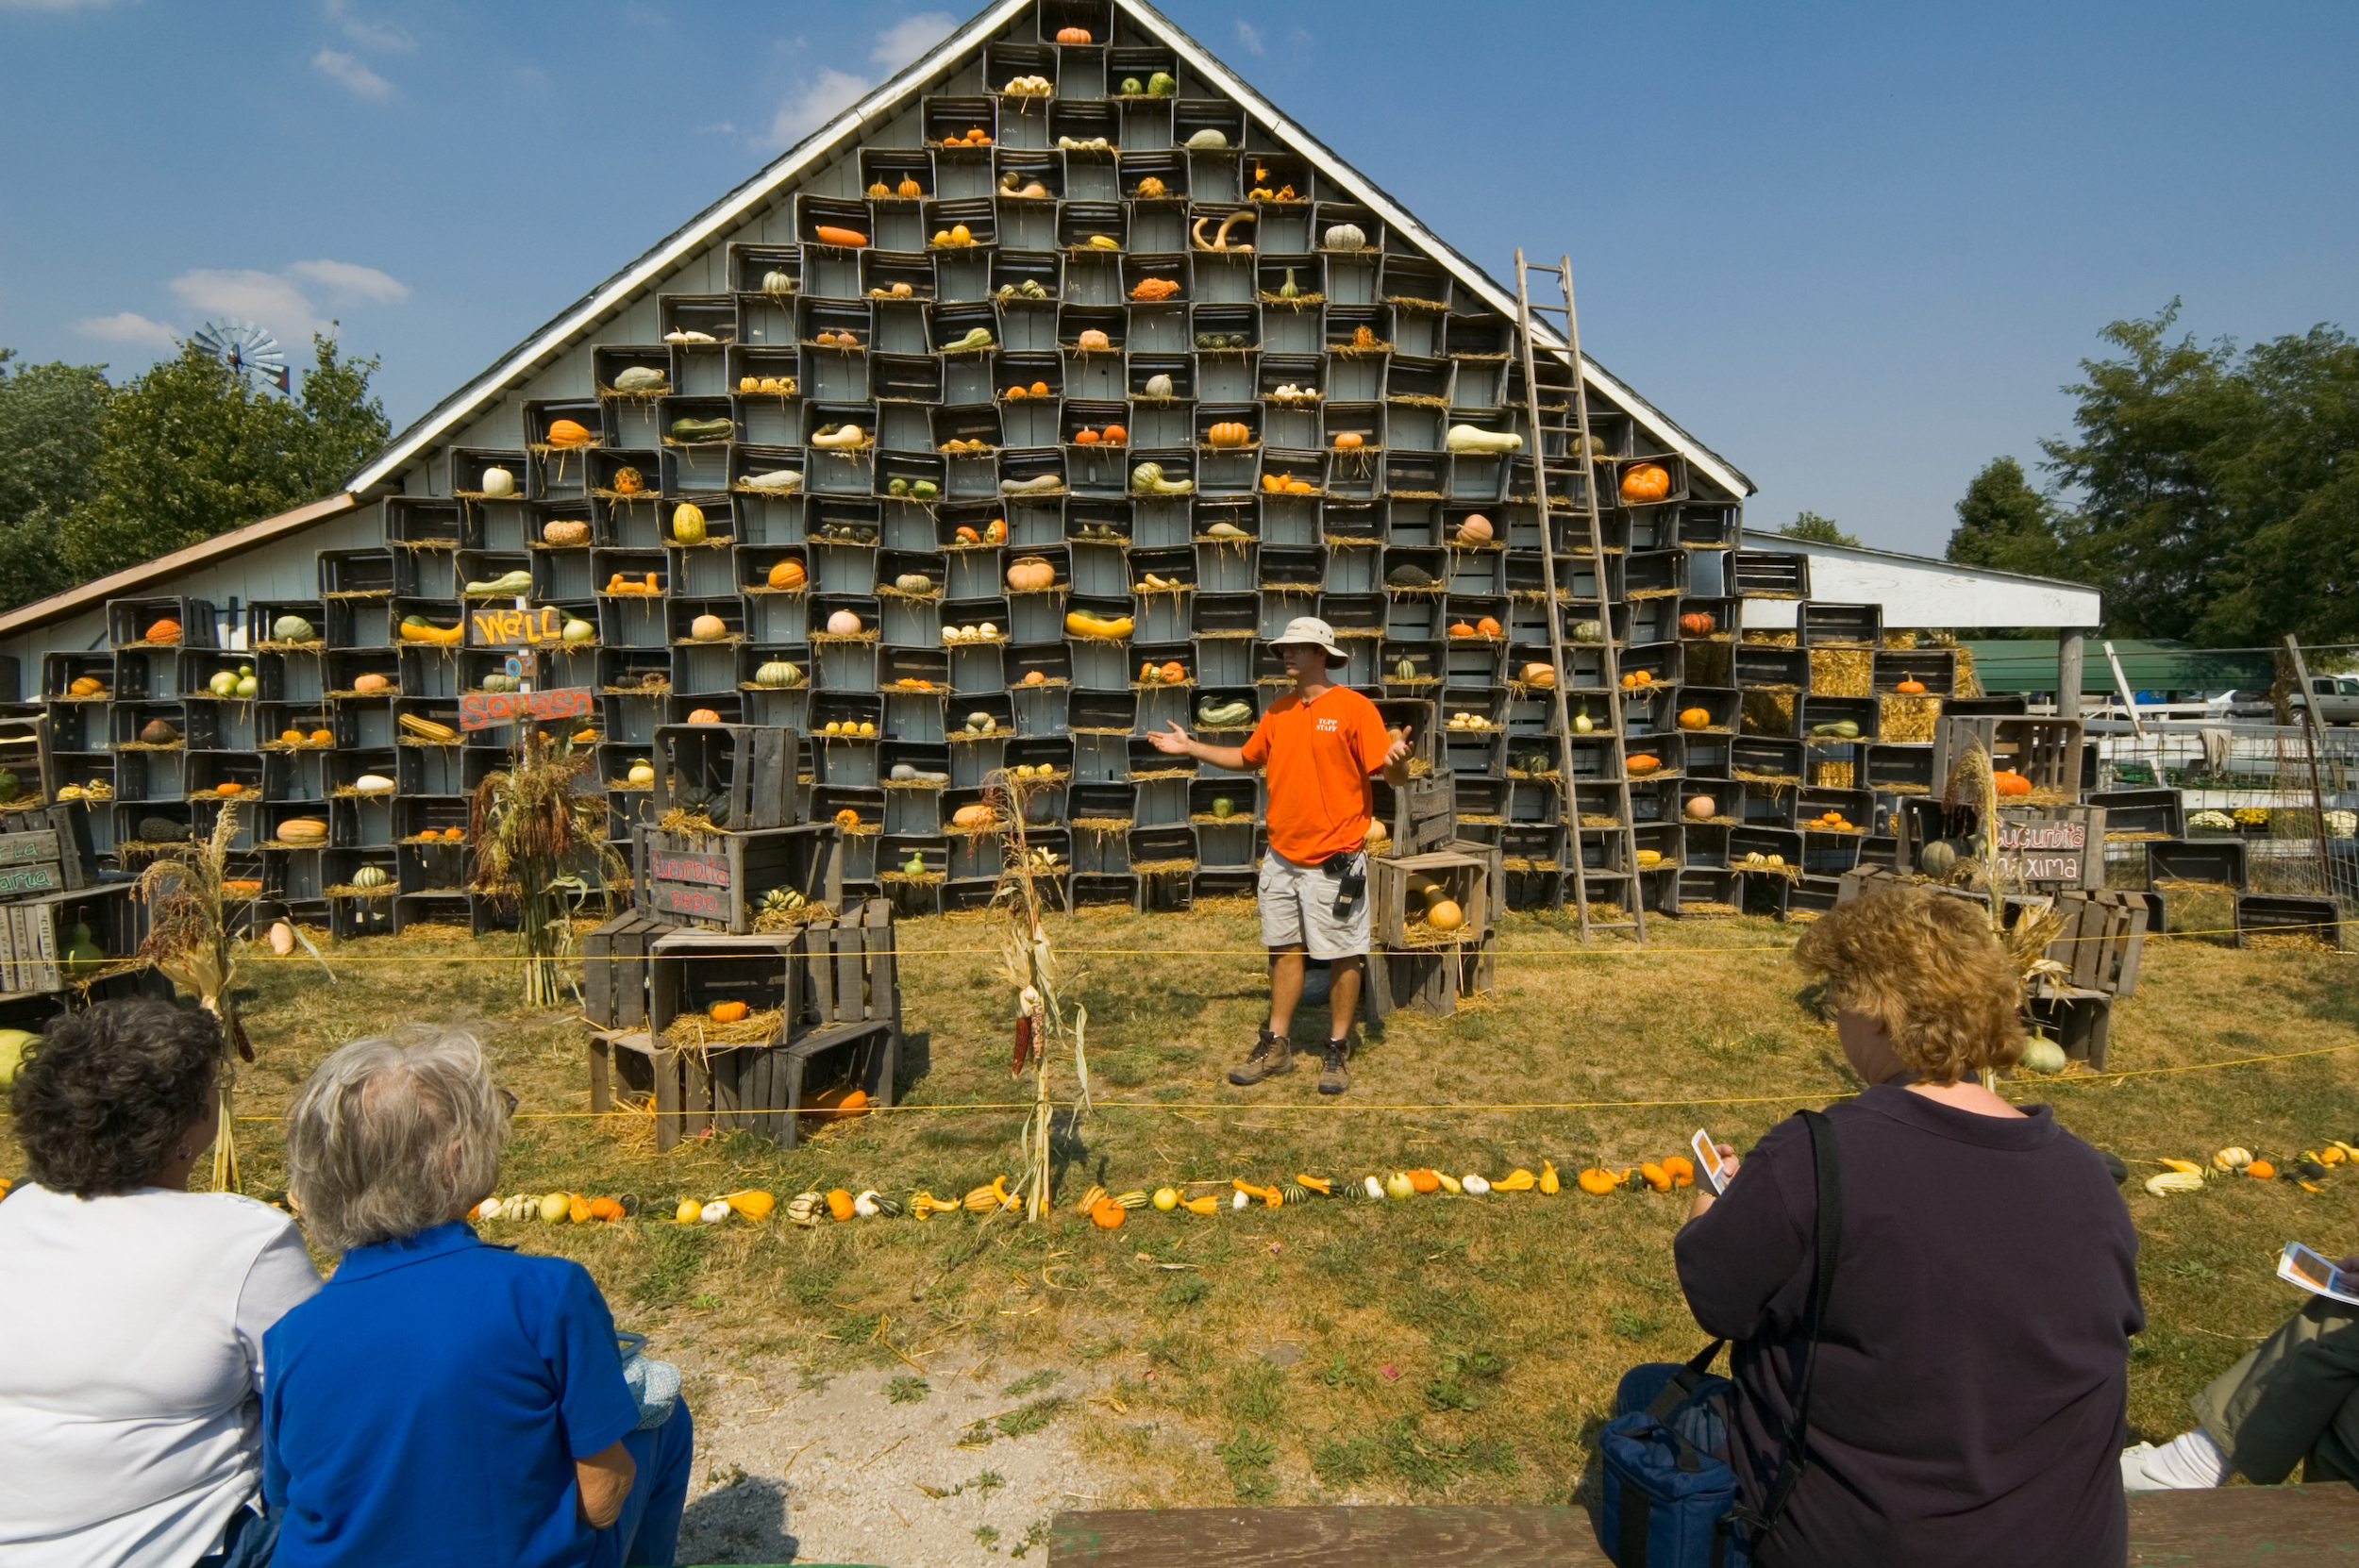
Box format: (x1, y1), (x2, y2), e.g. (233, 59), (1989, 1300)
(75, 312), (178, 348)
(323, 0), (412, 52)
(312, 46), (391, 99)
(1235, 20), (1264, 54)
(286, 259), (410, 305)
(768, 66), (869, 147)
(170, 269), (329, 341)
(871, 12), (954, 72)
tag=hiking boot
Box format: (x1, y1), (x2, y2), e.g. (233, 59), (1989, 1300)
(1317, 1039), (1350, 1095)
(1229, 1027), (1294, 1086)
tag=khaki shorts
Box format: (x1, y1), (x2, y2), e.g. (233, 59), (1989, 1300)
(1257, 849), (1370, 960)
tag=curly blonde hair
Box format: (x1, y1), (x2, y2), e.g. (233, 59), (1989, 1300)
(1791, 883), (2022, 1084)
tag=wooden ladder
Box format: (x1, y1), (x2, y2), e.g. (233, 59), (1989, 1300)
(1514, 252), (1645, 944)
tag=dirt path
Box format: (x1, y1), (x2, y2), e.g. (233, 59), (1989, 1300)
(673, 1351), (1112, 1567)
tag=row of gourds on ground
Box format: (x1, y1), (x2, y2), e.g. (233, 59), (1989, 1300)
(471, 1156), (1705, 1230)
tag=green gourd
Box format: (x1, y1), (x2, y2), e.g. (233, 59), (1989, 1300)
(1392, 655), (1418, 680)
(63, 922), (105, 978)
(1572, 704), (1594, 734)
(1917, 840), (1958, 876)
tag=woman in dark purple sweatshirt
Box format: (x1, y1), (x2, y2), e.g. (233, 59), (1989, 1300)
(1674, 884), (2143, 1568)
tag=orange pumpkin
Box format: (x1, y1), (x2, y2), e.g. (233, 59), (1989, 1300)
(896, 177), (922, 198)
(1405, 1169), (1441, 1193)
(767, 559), (807, 591)
(353, 673), (392, 693)
(1206, 422), (1251, 448)
(213, 780), (245, 795)
(1030, 380), (1050, 397)
(1475, 616), (1502, 637)
(1077, 329), (1112, 349)
(1679, 611), (1716, 637)
(610, 466), (645, 495)
(828, 1189), (856, 1221)
(710, 1000), (750, 1024)
(1090, 1197), (1127, 1228)
(1677, 708), (1712, 731)
(544, 418), (594, 446)
(835, 808), (861, 828)
(1333, 432), (1364, 450)
(1448, 621), (1477, 638)
(1074, 428), (1101, 444)
(1619, 462), (1672, 503)
(1662, 1155), (1696, 1188)
(1136, 175), (1166, 198)
(1896, 678), (1928, 695)
(1007, 557), (1058, 592)
(1627, 754), (1662, 776)
(310, 727), (335, 743)
(1056, 25), (1092, 42)
(144, 617), (183, 643)
(588, 1196), (626, 1222)
(811, 1086), (869, 1122)
(688, 708), (721, 724)
(1101, 424), (1127, 445)
(1160, 660), (1186, 683)
(1993, 770), (2033, 797)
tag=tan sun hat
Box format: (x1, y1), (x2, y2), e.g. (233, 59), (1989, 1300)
(1268, 615), (1348, 665)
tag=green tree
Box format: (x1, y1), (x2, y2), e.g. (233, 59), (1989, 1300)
(2038, 302), (2250, 640)
(1779, 510), (1858, 546)
(0, 350), (112, 608)
(1946, 457), (2073, 579)
(59, 335), (388, 589)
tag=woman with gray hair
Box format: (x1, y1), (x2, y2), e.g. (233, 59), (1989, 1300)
(260, 1028), (693, 1568)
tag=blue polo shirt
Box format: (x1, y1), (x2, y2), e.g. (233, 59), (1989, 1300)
(262, 1222), (641, 1568)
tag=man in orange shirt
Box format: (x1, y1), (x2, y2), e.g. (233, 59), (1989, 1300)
(1148, 616), (1410, 1094)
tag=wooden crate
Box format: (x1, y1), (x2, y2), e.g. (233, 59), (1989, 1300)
(2147, 837), (2248, 892)
(0, 882), (140, 997)
(1933, 715), (2084, 799)
(2234, 893), (2341, 950)
(1383, 771), (1456, 854)
(2027, 992), (2112, 1071)
(2089, 787), (2185, 841)
(2041, 888), (2149, 998)
(634, 823), (844, 932)
(651, 723), (802, 830)
(792, 896), (903, 1029)
(1371, 847), (1490, 948)
(595, 1016), (897, 1151)
(581, 911), (665, 1028)
(1366, 946), (1455, 1020)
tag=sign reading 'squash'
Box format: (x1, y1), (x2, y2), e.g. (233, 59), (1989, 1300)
(459, 687), (594, 731)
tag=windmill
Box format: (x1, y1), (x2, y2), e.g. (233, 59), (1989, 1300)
(190, 319), (291, 393)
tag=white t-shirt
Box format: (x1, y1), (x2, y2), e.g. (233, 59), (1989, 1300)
(0, 1183), (321, 1567)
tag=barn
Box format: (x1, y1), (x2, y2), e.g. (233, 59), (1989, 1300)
(0, 0), (2103, 957)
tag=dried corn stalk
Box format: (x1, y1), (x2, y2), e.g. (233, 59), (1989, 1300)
(471, 733), (624, 1007)
(995, 770), (1088, 1223)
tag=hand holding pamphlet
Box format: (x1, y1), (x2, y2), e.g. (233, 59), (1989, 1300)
(2276, 1243), (2359, 1307)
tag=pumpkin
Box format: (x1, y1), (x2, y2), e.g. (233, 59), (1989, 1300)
(896, 176), (922, 198)
(827, 609), (862, 635)
(2017, 1036), (2068, 1075)
(690, 614), (728, 642)
(1136, 175), (1166, 197)
(1448, 621), (1476, 638)
(1896, 678), (1928, 695)
(703, 1000), (751, 1026)
(1333, 431), (1364, 450)
(1206, 421), (1251, 448)
(543, 519), (590, 546)
(1993, 770), (2033, 797)
(1455, 514), (1494, 543)
(1090, 1197), (1126, 1228)
(563, 618), (596, 643)
(544, 418), (594, 446)
(271, 614), (317, 642)
(951, 803), (995, 829)
(1004, 557), (1057, 593)
(1521, 662), (1557, 687)
(1680, 611), (1716, 637)
(278, 817), (328, 843)
(1426, 898), (1464, 932)
(611, 465), (647, 495)
(478, 466), (517, 496)
(1077, 328), (1112, 349)
(1577, 1168), (1620, 1195)
(310, 727), (335, 742)
(352, 864), (389, 888)
(1918, 840), (1959, 876)
(1619, 462), (1672, 503)
(1685, 794), (1717, 821)
(1160, 660), (1186, 683)
(671, 503), (708, 544)
(1323, 223), (1365, 251)
(353, 673), (392, 693)
(1627, 754), (1661, 776)
(143, 617), (182, 643)
(1476, 616), (1502, 637)
(754, 659), (804, 688)
(1568, 620), (1604, 642)
(1663, 1156), (1695, 1188)
(767, 559), (807, 591)
(2245, 1159), (2276, 1180)
(1678, 707), (1712, 731)
(688, 708), (721, 724)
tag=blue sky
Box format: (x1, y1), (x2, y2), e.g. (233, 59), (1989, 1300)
(2, 0), (2352, 559)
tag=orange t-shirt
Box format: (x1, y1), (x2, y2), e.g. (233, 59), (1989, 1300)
(1241, 684), (1392, 865)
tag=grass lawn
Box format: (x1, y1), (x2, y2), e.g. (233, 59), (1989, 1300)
(7, 907), (2357, 1517)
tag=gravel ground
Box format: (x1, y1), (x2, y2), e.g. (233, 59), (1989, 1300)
(672, 1348), (1112, 1567)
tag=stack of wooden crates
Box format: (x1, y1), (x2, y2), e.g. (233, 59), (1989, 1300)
(581, 725), (902, 1149)
(1365, 765), (1496, 1018)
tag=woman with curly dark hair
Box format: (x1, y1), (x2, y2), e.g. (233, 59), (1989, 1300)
(0, 999), (319, 1568)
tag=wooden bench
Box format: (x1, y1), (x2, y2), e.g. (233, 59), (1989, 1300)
(1050, 1488), (2359, 1567)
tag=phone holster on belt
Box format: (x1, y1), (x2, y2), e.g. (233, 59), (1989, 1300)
(1322, 850), (1366, 916)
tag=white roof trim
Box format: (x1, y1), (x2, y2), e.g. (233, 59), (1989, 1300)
(354, 0), (1751, 500)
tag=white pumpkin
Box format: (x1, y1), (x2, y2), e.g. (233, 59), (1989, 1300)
(354, 774), (395, 793)
(826, 609), (862, 635)
(690, 613), (728, 642)
(478, 466), (516, 497)
(1323, 223), (1366, 251)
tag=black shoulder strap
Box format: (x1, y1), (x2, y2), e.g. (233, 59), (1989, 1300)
(1736, 1107), (1843, 1539)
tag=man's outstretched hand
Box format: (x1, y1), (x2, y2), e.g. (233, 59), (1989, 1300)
(1146, 721), (1194, 756)
(1382, 725), (1413, 769)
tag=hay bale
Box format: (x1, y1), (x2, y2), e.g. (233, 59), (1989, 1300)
(1812, 759), (1856, 788)
(1810, 648), (1873, 698)
(1741, 691), (1797, 736)
(1882, 628), (1921, 649)
(1880, 693), (1942, 744)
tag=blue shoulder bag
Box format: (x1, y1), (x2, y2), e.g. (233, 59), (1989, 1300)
(1593, 1109), (1843, 1568)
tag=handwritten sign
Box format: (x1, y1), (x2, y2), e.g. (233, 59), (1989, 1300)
(1992, 809), (2100, 889)
(647, 845), (731, 890)
(458, 687), (594, 731)
(468, 605), (567, 648)
(0, 861), (63, 896)
(651, 883), (727, 920)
